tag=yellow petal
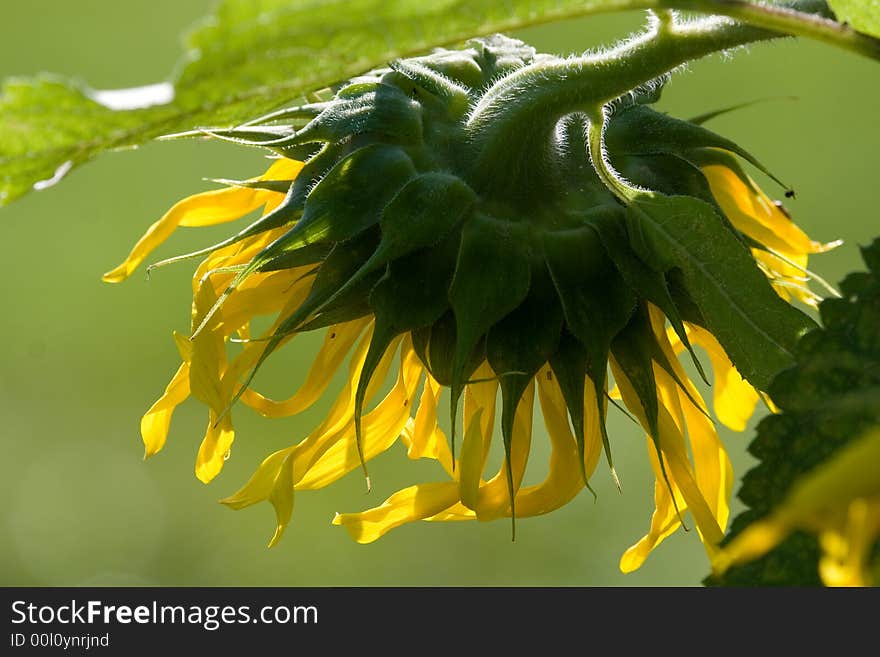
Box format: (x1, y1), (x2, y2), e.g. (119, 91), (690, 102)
(175, 328), (224, 417)
(267, 450), (296, 548)
(664, 321), (759, 432)
(254, 158), (305, 188)
(192, 225), (291, 294)
(186, 268), (315, 420)
(463, 362), (498, 468)
(513, 366), (588, 517)
(219, 275), (316, 407)
(175, 325), (233, 480)
(195, 414), (235, 484)
(753, 249), (822, 307)
(333, 482), (462, 544)
(402, 374), (454, 475)
(580, 375), (604, 476)
(688, 324), (759, 432)
(650, 308), (733, 528)
(294, 339), (421, 490)
(242, 318), (370, 418)
(703, 164), (829, 257)
(222, 339), (422, 545)
(102, 159), (302, 283)
(221, 446), (298, 548)
(176, 281), (227, 415)
(616, 340), (692, 573)
(681, 393), (733, 530)
(140, 362), (190, 458)
(209, 269), (311, 336)
(425, 502), (477, 522)
(172, 283), (234, 482)
(474, 380), (535, 521)
(165, 272), (316, 487)
(221, 446), (296, 510)
(620, 476), (686, 573)
(458, 409), (486, 510)
(612, 359), (724, 566)
(280, 326), (386, 472)
(818, 499), (880, 587)
(656, 377), (725, 548)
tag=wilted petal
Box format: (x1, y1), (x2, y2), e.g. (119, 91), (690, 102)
(102, 159), (302, 283)
(140, 362), (190, 458)
(333, 482), (461, 544)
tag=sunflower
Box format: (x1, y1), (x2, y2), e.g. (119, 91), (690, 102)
(104, 35), (834, 571)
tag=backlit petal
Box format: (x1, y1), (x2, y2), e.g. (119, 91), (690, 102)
(195, 413), (235, 484)
(295, 339), (421, 490)
(102, 159), (302, 283)
(332, 482), (462, 544)
(241, 318), (369, 418)
(402, 373), (454, 475)
(703, 164), (829, 257)
(140, 362), (190, 458)
(514, 366), (590, 517)
(474, 380), (535, 521)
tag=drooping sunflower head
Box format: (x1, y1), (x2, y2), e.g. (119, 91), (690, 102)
(106, 35), (836, 570)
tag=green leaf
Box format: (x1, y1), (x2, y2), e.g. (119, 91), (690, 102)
(625, 194), (815, 390)
(829, 0), (880, 37)
(1, 0), (861, 207)
(0, 77), (178, 205)
(708, 237), (880, 586)
(0, 0), (617, 206)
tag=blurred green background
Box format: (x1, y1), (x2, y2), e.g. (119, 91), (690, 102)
(1, 2), (877, 587)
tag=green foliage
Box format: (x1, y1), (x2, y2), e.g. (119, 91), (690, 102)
(708, 238), (880, 586)
(626, 194), (815, 390)
(829, 0), (880, 37)
(0, 78), (176, 206)
(2, 0), (876, 207)
(0, 0), (633, 206)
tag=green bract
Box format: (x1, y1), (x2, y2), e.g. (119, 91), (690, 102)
(164, 35), (814, 502)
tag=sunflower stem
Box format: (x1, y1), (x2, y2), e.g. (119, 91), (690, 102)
(466, 11), (773, 198)
(586, 108), (642, 204)
(666, 0), (880, 61)
(464, 1), (878, 201)
(651, 8), (677, 33)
